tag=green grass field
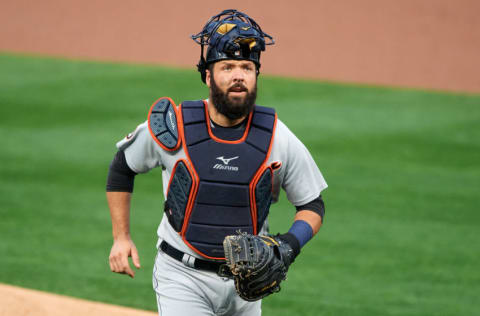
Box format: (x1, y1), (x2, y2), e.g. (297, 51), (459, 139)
(1, 53), (479, 315)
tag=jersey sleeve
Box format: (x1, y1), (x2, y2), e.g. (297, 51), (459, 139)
(276, 120), (328, 206)
(115, 121), (163, 173)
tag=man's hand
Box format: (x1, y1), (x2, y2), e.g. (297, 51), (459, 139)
(109, 237), (141, 278)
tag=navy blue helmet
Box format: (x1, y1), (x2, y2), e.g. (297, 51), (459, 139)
(191, 9), (275, 83)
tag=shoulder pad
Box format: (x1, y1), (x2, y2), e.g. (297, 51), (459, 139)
(148, 97), (181, 151)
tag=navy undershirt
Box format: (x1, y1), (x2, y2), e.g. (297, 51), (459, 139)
(209, 118), (247, 140)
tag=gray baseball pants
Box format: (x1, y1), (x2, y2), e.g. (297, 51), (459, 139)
(152, 248), (261, 316)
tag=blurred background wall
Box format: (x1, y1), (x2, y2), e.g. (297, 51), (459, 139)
(1, 0), (479, 93)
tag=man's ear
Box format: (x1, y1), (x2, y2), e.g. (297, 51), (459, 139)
(205, 69), (211, 88)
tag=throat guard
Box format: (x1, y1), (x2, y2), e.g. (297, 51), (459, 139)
(163, 100), (277, 260)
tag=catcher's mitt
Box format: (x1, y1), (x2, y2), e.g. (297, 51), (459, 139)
(223, 232), (297, 301)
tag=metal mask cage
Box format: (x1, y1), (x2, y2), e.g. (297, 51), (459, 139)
(191, 9), (274, 48)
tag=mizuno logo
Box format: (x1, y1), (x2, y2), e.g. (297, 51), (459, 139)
(213, 164), (239, 171)
(216, 156), (239, 165)
(213, 156), (239, 172)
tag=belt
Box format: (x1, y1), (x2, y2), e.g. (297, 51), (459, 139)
(159, 240), (232, 278)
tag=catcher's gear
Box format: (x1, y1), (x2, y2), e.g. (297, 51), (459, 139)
(147, 97), (180, 151)
(161, 100), (277, 259)
(223, 233), (297, 301)
(191, 9), (275, 83)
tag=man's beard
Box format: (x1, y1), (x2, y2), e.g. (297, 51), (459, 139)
(210, 76), (257, 121)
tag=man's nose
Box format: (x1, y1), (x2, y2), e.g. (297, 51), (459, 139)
(231, 67), (245, 82)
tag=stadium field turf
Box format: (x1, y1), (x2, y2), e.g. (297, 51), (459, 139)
(0, 53), (479, 315)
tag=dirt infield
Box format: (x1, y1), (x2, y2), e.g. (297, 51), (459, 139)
(1, 0), (479, 93)
(0, 284), (156, 316)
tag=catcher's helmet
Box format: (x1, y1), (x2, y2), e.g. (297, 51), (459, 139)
(191, 9), (275, 83)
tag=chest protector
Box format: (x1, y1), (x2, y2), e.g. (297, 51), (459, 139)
(151, 98), (277, 260)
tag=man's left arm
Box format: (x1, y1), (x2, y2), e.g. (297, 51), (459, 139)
(276, 195), (325, 259)
(273, 120), (327, 255)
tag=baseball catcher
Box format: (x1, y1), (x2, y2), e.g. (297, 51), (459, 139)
(107, 8), (327, 315)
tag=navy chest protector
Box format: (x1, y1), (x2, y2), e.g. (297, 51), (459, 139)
(149, 98), (277, 260)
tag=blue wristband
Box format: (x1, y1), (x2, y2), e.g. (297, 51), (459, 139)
(288, 220), (313, 248)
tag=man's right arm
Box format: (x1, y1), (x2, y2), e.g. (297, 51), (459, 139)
(106, 150), (140, 278)
(107, 191), (141, 278)
(106, 118), (166, 277)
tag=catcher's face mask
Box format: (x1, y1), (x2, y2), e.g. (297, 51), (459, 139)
(191, 9), (275, 83)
